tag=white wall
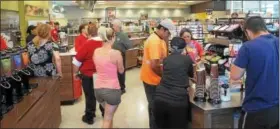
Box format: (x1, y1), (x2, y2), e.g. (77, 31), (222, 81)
(63, 6), (190, 19)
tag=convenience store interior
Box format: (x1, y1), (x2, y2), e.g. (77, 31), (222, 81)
(0, 0), (279, 128)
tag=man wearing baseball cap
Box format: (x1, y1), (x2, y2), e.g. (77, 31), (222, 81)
(140, 19), (175, 128)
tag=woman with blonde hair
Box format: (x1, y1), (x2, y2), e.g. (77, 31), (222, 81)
(93, 26), (124, 128)
(27, 24), (62, 77)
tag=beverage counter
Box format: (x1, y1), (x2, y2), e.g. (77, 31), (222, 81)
(59, 49), (81, 103)
(0, 77), (61, 128)
(189, 85), (243, 128)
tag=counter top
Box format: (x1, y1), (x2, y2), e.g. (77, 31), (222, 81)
(189, 85), (244, 112)
(129, 37), (147, 40)
(59, 48), (76, 56)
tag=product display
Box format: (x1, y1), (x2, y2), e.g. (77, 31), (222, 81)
(208, 64), (221, 104)
(0, 51), (12, 77)
(225, 24), (239, 32)
(0, 46), (37, 118)
(194, 69), (207, 102)
(218, 25), (229, 31)
(1, 1), (278, 128)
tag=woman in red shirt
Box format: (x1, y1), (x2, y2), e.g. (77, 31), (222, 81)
(72, 24), (104, 125)
(75, 23), (88, 52)
(180, 28), (204, 63)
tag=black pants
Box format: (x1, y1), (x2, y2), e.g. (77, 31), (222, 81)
(118, 55), (126, 90)
(81, 75), (104, 118)
(238, 105), (279, 129)
(143, 82), (157, 128)
(153, 99), (189, 129)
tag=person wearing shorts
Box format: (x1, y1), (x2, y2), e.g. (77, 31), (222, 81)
(93, 26), (124, 128)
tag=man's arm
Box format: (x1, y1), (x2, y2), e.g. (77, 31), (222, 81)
(230, 64), (245, 80)
(150, 59), (162, 77)
(122, 33), (133, 50)
(149, 40), (163, 77)
(230, 45), (248, 80)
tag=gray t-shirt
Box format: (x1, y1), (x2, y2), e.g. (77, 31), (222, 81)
(112, 32), (133, 56)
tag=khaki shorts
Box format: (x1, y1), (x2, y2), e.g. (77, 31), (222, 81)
(95, 88), (121, 105)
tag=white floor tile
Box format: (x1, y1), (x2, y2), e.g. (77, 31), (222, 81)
(59, 68), (149, 128)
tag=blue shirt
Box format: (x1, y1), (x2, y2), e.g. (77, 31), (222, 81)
(234, 34), (279, 112)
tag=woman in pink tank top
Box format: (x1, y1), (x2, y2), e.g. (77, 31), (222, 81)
(93, 27), (124, 128)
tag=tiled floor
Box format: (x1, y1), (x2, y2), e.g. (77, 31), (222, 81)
(59, 68), (149, 128)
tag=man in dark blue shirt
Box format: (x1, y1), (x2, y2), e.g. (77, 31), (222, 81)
(231, 16), (279, 129)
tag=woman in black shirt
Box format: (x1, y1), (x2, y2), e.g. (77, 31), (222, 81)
(26, 25), (37, 44)
(153, 37), (194, 129)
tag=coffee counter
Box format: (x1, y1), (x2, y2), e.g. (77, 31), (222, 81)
(189, 86), (244, 128)
(126, 37), (147, 69)
(59, 50), (82, 103)
(0, 77), (61, 128)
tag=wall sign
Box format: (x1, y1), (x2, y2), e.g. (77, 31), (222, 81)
(205, 9), (213, 15)
(105, 7), (116, 22)
(25, 4), (49, 17)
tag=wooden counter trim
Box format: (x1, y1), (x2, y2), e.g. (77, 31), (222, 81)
(0, 77), (61, 128)
(189, 86), (242, 128)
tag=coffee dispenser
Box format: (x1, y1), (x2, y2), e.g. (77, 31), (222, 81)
(21, 47), (38, 89)
(194, 69), (207, 102)
(0, 77), (13, 117)
(208, 64), (221, 104)
(0, 51), (14, 116)
(7, 48), (24, 104)
(18, 47), (32, 95)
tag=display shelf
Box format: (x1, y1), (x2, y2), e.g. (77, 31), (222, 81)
(207, 38), (231, 47)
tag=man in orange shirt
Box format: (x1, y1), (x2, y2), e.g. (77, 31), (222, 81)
(140, 19), (175, 128)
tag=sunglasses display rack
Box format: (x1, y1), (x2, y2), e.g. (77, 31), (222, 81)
(202, 18), (246, 94)
(173, 21), (205, 45)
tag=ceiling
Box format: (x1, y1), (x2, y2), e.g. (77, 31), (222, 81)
(53, 1), (206, 9)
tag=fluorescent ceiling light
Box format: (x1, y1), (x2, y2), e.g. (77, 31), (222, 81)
(158, 1), (166, 2)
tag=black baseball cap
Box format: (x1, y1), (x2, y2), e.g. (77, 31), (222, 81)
(170, 37), (186, 50)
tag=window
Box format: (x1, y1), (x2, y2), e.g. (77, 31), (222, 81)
(260, 1), (279, 17)
(243, 1), (260, 13)
(226, 0), (279, 17)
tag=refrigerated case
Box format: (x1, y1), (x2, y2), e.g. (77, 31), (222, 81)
(1, 10), (21, 48)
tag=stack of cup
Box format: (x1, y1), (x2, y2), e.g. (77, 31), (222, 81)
(208, 64), (221, 104)
(194, 68), (206, 102)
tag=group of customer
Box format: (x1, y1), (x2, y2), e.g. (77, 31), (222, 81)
(72, 19), (132, 128)
(141, 16), (278, 129)
(24, 16), (279, 129)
